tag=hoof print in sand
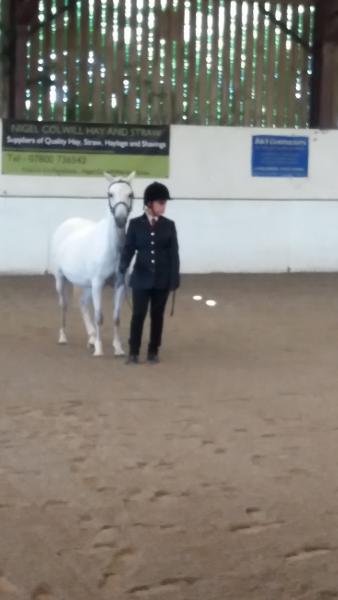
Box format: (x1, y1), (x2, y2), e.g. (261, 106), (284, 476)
(99, 546), (138, 588)
(129, 576), (199, 596)
(31, 584), (53, 600)
(230, 520), (282, 534)
(0, 573), (19, 595)
(286, 545), (332, 562)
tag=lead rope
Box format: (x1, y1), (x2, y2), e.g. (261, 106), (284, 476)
(170, 290), (176, 317)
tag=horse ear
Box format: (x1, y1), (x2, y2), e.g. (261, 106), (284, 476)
(104, 171), (115, 183)
(126, 171), (136, 183)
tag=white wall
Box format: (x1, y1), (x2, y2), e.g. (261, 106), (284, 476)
(1, 121), (338, 274)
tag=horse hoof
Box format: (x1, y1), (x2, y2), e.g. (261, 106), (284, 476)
(114, 349), (125, 357)
(113, 340), (125, 356)
(93, 343), (104, 357)
(58, 331), (68, 344)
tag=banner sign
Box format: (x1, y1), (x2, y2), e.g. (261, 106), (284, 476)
(2, 120), (170, 177)
(252, 135), (309, 177)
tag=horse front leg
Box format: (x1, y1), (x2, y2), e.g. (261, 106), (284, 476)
(91, 281), (104, 357)
(79, 286), (96, 349)
(55, 271), (69, 344)
(112, 282), (126, 357)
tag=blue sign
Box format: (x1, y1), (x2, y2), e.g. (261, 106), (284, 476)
(252, 135), (309, 177)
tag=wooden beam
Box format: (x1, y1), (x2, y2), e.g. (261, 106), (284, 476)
(310, 0), (338, 128)
(0, 0), (10, 117)
(4, 0), (39, 118)
(16, 0), (39, 26)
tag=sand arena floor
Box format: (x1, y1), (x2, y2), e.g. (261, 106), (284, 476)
(1, 274), (338, 600)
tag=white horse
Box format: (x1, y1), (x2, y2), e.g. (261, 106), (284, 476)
(50, 172), (135, 357)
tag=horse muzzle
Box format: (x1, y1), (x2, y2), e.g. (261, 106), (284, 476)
(115, 215), (127, 229)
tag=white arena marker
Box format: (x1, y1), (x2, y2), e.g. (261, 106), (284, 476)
(193, 295), (203, 301)
(206, 299), (217, 307)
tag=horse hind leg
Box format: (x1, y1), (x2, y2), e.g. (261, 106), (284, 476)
(55, 271), (69, 344)
(91, 282), (104, 357)
(79, 287), (96, 349)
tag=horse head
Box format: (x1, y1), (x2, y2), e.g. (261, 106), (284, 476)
(104, 171), (136, 229)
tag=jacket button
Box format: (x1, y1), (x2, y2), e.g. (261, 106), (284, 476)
(151, 259), (155, 264)
(151, 250), (155, 254)
(151, 232), (155, 236)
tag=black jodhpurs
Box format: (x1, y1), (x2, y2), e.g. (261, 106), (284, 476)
(129, 288), (170, 356)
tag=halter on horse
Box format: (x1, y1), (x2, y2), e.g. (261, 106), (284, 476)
(107, 177), (134, 227)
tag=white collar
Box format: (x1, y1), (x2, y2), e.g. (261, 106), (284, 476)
(145, 209), (159, 224)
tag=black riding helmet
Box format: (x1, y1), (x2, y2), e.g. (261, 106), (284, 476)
(144, 182), (170, 206)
